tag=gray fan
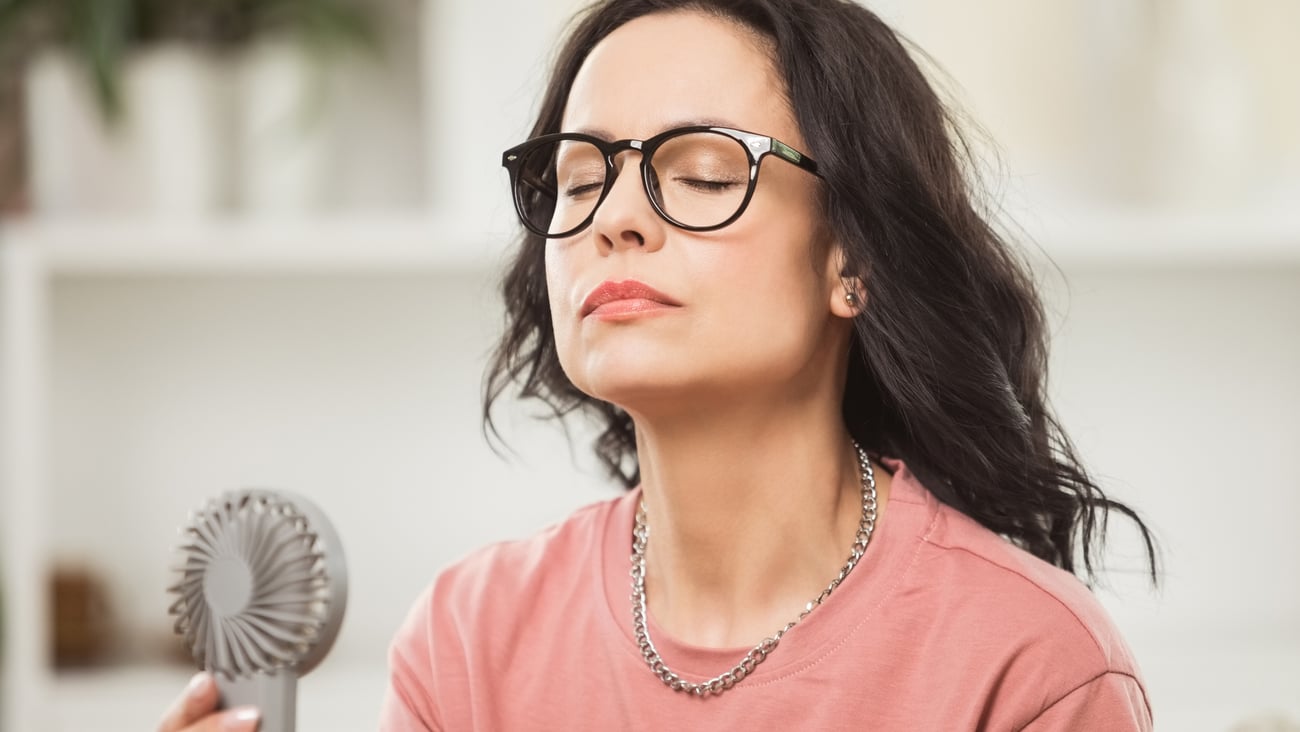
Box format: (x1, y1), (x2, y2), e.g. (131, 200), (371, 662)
(168, 489), (348, 732)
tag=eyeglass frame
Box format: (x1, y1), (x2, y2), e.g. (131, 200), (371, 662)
(501, 125), (821, 239)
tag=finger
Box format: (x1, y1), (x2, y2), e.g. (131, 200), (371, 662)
(192, 707), (261, 732)
(161, 706), (261, 732)
(157, 672), (218, 732)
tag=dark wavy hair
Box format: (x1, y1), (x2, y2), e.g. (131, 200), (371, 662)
(483, 0), (1158, 582)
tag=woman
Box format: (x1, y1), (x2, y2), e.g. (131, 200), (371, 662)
(161, 0), (1157, 729)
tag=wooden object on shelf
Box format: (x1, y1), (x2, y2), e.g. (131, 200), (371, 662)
(50, 565), (114, 668)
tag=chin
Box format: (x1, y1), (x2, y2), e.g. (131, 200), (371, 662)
(580, 368), (749, 418)
(576, 368), (681, 404)
(570, 359), (678, 397)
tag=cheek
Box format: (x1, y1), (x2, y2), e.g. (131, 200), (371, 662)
(545, 245), (570, 315)
(711, 203), (827, 306)
(689, 229), (829, 358)
(544, 243), (586, 385)
(544, 246), (566, 317)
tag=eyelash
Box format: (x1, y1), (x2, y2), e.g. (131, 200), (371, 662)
(564, 182), (604, 198)
(677, 178), (740, 192)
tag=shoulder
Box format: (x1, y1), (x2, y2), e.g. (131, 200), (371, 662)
(392, 491), (627, 648)
(866, 461), (1152, 727)
(434, 494), (622, 616)
(885, 460), (1138, 677)
(907, 497), (1152, 724)
(920, 501), (1139, 675)
(383, 492), (629, 727)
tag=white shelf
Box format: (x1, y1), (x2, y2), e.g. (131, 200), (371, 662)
(0, 215), (515, 276)
(2, 207), (1299, 276)
(1011, 206), (1300, 267)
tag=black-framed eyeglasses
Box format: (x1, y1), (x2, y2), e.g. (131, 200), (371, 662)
(501, 126), (820, 239)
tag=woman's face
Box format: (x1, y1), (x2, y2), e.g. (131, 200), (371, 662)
(547, 10), (854, 415)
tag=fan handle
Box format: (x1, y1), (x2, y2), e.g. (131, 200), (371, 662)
(217, 671), (297, 732)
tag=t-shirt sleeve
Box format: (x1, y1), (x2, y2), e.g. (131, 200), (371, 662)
(378, 586), (443, 732)
(1020, 671), (1152, 731)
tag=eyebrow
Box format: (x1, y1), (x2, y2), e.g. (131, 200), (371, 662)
(568, 118), (742, 140)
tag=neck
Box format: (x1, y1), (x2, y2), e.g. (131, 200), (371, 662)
(629, 399), (889, 649)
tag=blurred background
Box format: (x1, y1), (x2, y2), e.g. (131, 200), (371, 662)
(0, 0), (1297, 729)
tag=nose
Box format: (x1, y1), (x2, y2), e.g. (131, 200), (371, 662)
(589, 150), (665, 254)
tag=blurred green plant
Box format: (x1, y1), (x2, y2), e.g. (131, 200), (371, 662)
(0, 0), (380, 122)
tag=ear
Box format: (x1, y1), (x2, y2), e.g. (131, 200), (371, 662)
(826, 243), (866, 319)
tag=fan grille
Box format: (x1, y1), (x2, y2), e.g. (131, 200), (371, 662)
(169, 491), (334, 678)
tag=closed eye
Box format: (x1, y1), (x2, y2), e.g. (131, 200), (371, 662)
(675, 178), (742, 192)
(564, 182), (605, 198)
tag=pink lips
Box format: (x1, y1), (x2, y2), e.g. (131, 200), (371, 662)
(581, 280), (682, 319)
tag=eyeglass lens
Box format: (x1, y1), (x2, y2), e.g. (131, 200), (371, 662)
(515, 131), (752, 236)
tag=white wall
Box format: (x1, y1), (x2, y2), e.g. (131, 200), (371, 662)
(1045, 266), (1300, 634)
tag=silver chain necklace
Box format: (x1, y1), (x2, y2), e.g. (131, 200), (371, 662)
(630, 440), (878, 696)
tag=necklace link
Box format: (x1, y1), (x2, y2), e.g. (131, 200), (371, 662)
(630, 440), (878, 696)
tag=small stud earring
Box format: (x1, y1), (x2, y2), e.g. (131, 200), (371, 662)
(845, 292), (858, 307)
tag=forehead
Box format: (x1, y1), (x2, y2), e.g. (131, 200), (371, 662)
(561, 10), (800, 143)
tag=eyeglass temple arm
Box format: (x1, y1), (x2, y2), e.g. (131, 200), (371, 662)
(770, 138), (820, 176)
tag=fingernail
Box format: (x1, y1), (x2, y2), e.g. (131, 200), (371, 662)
(224, 706), (260, 730)
(186, 671), (210, 695)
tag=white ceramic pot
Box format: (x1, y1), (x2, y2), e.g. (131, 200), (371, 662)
(235, 39), (332, 214)
(122, 45), (233, 216)
(25, 46), (232, 217)
(25, 51), (141, 214)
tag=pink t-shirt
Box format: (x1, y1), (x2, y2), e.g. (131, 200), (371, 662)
(380, 460), (1152, 730)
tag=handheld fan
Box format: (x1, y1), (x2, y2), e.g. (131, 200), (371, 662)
(168, 489), (347, 732)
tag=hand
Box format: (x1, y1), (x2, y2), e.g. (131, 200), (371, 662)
(157, 671), (261, 732)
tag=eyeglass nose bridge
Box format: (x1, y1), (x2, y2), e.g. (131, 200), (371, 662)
(600, 138), (649, 175)
(591, 138), (659, 220)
